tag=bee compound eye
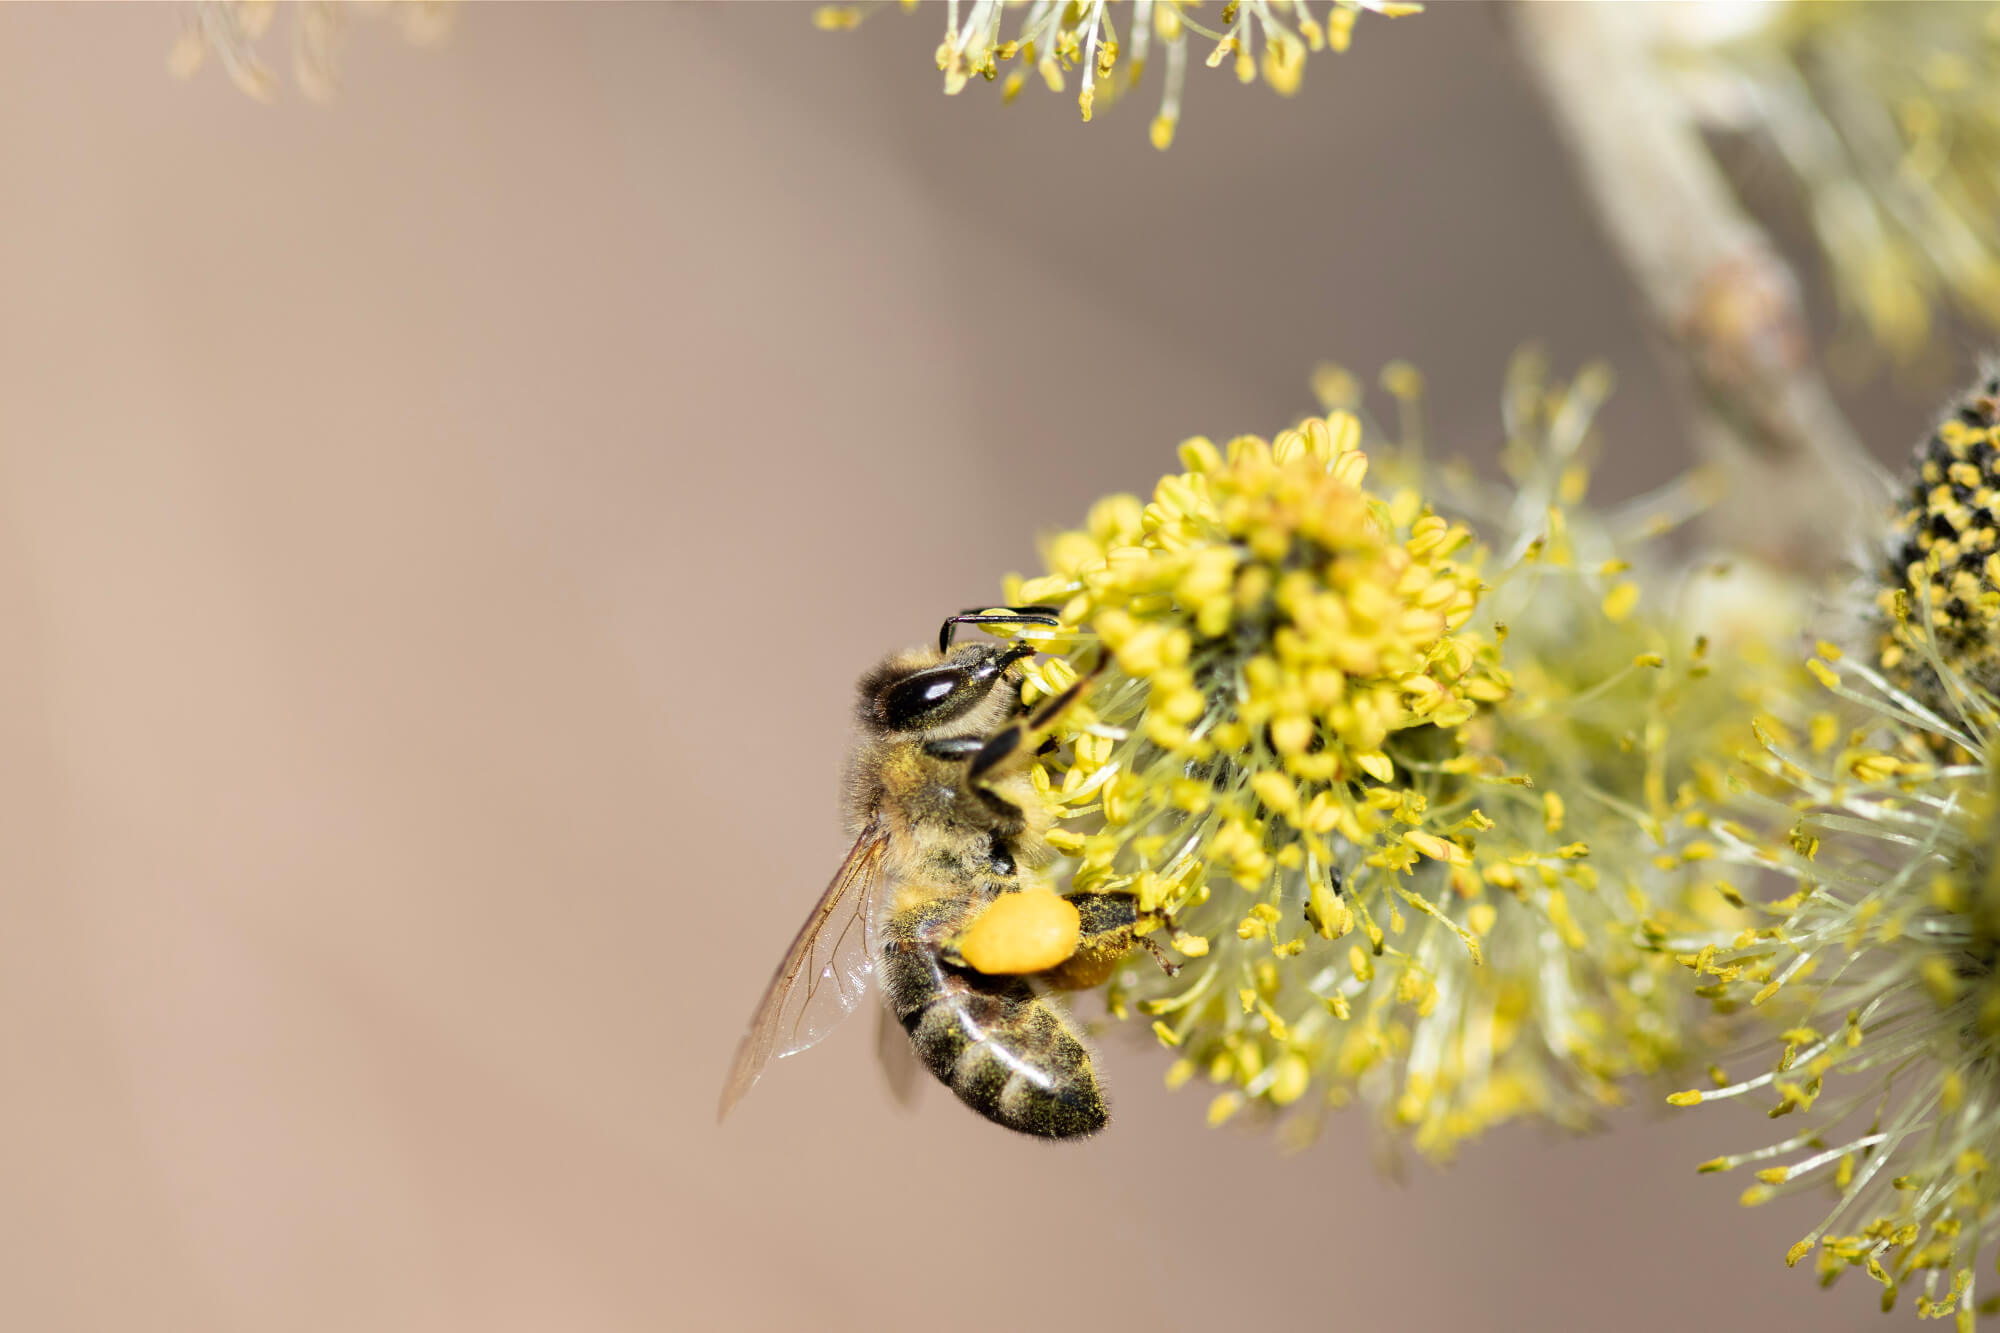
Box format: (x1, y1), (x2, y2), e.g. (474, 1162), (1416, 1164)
(876, 666), (971, 730)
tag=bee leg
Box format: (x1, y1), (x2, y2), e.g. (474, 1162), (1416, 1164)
(918, 738), (1031, 839)
(1065, 889), (1138, 941)
(1081, 898), (1179, 977)
(965, 659), (1107, 784)
(965, 725), (1024, 783)
(1043, 890), (1180, 988)
(1133, 932), (1182, 977)
(930, 656), (1109, 844)
(972, 787), (1028, 840)
(1075, 891), (1180, 976)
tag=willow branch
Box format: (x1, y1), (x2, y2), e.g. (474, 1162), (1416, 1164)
(1509, 2), (1882, 571)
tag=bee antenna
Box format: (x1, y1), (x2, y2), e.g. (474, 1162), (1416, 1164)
(937, 605), (1063, 653)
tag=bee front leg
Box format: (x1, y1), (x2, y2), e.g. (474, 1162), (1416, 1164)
(922, 735), (1030, 840)
(966, 663), (1103, 780)
(964, 724), (1024, 784)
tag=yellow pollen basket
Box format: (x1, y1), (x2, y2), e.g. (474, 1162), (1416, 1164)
(954, 887), (1082, 976)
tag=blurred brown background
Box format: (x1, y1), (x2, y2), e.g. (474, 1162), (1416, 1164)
(0, 5), (1940, 1331)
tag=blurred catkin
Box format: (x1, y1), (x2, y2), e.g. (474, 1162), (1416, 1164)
(1675, 367), (2000, 1326)
(169, 0), (451, 101)
(811, 0), (1418, 149)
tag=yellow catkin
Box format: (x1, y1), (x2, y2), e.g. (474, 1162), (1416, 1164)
(1006, 354), (1775, 1162)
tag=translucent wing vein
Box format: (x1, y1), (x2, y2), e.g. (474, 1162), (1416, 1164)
(717, 828), (888, 1122)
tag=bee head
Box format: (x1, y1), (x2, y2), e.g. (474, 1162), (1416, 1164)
(858, 642), (1031, 735)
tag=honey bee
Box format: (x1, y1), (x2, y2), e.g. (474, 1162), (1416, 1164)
(717, 606), (1170, 1138)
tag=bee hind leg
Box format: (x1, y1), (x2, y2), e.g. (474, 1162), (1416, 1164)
(1042, 890), (1179, 988)
(1132, 931), (1181, 977)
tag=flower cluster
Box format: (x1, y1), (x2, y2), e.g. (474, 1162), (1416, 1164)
(990, 356), (1785, 1156)
(1675, 368), (2000, 1324)
(1356, 357), (1798, 1156)
(169, 1), (451, 101)
(812, 0), (1419, 149)
(1653, 1), (2000, 367)
(1881, 364), (2000, 725)
(1671, 637), (2000, 1325)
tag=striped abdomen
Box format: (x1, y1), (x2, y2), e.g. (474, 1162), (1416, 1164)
(880, 893), (1106, 1139)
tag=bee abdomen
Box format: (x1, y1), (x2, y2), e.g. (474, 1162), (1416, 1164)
(882, 908), (1107, 1139)
(933, 991), (1105, 1139)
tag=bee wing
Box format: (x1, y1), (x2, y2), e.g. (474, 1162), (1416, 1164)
(716, 826), (889, 1122)
(876, 995), (925, 1110)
